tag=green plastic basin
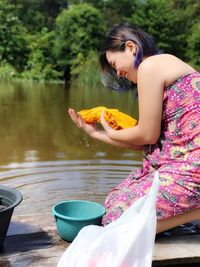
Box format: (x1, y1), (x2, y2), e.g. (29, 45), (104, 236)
(52, 200), (105, 242)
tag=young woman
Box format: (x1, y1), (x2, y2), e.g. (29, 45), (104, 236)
(68, 23), (200, 233)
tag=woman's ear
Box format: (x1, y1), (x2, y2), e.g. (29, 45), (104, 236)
(125, 41), (136, 55)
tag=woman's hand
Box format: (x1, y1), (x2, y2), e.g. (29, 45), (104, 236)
(68, 108), (97, 137)
(100, 110), (115, 137)
(68, 108), (142, 150)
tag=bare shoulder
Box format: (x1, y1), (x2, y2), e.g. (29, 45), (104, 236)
(138, 54), (196, 87)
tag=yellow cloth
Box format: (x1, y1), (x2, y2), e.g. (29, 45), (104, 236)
(79, 106), (137, 130)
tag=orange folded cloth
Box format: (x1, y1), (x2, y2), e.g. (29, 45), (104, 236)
(79, 106), (137, 130)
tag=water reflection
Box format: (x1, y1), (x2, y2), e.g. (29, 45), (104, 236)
(0, 159), (142, 214)
(0, 80), (142, 214)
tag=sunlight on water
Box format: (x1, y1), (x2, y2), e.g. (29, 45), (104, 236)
(0, 159), (142, 214)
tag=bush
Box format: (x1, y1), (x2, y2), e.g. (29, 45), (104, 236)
(0, 62), (18, 80)
(21, 29), (61, 81)
(0, 0), (29, 71)
(128, 0), (200, 66)
(53, 3), (106, 80)
(72, 51), (102, 88)
(186, 22), (200, 70)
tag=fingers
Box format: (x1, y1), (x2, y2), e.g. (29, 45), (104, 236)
(100, 110), (104, 120)
(100, 110), (109, 129)
(100, 110), (106, 124)
(78, 114), (84, 129)
(68, 108), (78, 120)
(68, 108), (85, 129)
(68, 108), (79, 126)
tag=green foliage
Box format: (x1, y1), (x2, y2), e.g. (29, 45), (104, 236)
(22, 29), (61, 81)
(127, 0), (200, 63)
(72, 51), (102, 88)
(0, 0), (29, 71)
(69, 0), (137, 26)
(7, 0), (69, 32)
(99, 0), (137, 25)
(186, 22), (200, 69)
(0, 62), (18, 80)
(0, 0), (199, 82)
(53, 3), (106, 79)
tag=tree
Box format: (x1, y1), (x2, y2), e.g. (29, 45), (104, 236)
(7, 0), (69, 31)
(22, 29), (61, 80)
(186, 22), (200, 69)
(127, 0), (200, 65)
(69, 0), (137, 26)
(0, 0), (28, 71)
(53, 3), (106, 80)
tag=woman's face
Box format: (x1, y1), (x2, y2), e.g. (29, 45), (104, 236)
(106, 42), (137, 83)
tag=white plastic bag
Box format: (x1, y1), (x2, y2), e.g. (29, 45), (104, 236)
(58, 171), (160, 267)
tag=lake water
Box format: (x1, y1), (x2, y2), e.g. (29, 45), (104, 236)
(0, 80), (142, 215)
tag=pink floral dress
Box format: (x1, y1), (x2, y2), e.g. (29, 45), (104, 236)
(102, 72), (200, 226)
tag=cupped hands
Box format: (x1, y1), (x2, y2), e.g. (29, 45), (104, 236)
(68, 108), (98, 137)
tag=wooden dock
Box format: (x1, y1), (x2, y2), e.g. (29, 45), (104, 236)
(0, 213), (200, 267)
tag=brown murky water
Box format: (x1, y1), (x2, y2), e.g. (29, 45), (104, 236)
(0, 80), (142, 215)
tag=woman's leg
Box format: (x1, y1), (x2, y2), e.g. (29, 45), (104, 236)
(156, 208), (200, 233)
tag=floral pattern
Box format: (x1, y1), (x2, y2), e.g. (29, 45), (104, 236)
(102, 72), (200, 226)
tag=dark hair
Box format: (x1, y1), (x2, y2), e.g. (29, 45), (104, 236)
(99, 23), (159, 91)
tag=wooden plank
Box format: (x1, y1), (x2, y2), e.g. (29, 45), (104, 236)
(153, 222), (200, 265)
(7, 213), (57, 236)
(0, 231), (67, 267)
(0, 214), (200, 266)
(153, 234), (200, 266)
(0, 214), (69, 267)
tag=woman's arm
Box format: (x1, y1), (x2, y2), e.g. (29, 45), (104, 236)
(68, 108), (142, 150)
(102, 58), (164, 145)
(91, 129), (142, 150)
